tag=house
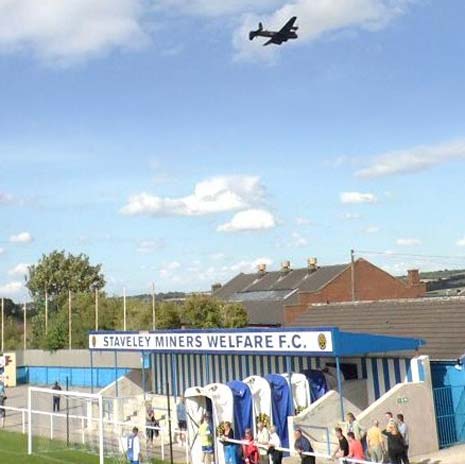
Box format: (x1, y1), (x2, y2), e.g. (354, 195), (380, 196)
(213, 257), (426, 326)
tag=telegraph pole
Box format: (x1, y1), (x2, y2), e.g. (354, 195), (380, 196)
(23, 301), (27, 351)
(68, 290), (72, 350)
(123, 287), (127, 331)
(152, 282), (156, 330)
(44, 289), (48, 336)
(95, 288), (99, 331)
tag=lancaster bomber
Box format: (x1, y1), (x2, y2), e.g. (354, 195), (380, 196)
(249, 16), (298, 46)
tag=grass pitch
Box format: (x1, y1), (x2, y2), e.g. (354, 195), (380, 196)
(0, 430), (167, 463)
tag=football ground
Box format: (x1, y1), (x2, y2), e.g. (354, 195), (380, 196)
(0, 430), (168, 464)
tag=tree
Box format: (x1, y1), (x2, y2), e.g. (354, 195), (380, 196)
(156, 301), (182, 329)
(182, 295), (248, 328)
(27, 250), (105, 300)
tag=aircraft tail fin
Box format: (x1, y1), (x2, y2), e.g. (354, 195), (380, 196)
(258, 22), (263, 31)
(249, 22), (264, 40)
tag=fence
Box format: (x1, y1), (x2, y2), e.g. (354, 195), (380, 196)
(433, 384), (465, 448)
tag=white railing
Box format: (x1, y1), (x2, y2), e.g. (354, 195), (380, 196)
(0, 403), (188, 463)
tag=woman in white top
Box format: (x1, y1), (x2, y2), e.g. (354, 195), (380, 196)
(268, 426), (282, 464)
(256, 421), (270, 464)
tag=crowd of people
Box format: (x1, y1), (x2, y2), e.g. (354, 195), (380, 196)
(195, 409), (410, 464)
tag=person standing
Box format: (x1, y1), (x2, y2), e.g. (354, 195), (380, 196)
(0, 379), (6, 428)
(397, 414), (410, 464)
(221, 421), (237, 464)
(199, 413), (214, 464)
(294, 429), (315, 464)
(176, 396), (187, 445)
(242, 428), (260, 464)
(345, 412), (364, 441)
(332, 427), (349, 459)
(256, 421), (270, 464)
(268, 425), (283, 464)
(126, 427), (142, 464)
(52, 381), (62, 412)
(366, 419), (384, 463)
(145, 409), (158, 447)
(382, 422), (405, 464)
(347, 432), (365, 460)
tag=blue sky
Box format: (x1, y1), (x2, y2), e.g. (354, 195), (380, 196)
(1, 0), (465, 299)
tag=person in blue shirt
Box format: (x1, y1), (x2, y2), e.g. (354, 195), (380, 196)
(126, 427), (141, 464)
(294, 429), (315, 464)
(176, 396), (187, 445)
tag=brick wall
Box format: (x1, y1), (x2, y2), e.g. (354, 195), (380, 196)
(285, 258), (426, 325)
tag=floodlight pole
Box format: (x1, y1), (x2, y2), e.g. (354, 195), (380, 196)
(152, 282), (156, 330)
(123, 287), (127, 331)
(23, 301), (27, 351)
(1, 297), (4, 353)
(95, 288), (99, 331)
(336, 356), (345, 420)
(68, 290), (72, 350)
(44, 289), (48, 336)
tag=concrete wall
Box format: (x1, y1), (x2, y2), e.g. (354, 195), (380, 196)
(16, 349), (142, 368)
(357, 382), (439, 456)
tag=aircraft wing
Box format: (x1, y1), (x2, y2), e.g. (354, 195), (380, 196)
(263, 37), (282, 46)
(279, 16), (297, 34)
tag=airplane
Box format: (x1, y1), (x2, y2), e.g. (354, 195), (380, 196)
(249, 16), (298, 46)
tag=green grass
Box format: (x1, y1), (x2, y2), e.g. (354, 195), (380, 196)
(0, 430), (168, 464)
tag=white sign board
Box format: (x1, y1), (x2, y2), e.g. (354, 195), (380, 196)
(89, 330), (333, 354)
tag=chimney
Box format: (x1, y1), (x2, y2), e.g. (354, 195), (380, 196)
(307, 257), (318, 273)
(211, 283), (222, 293)
(407, 269), (420, 286)
(281, 260), (291, 273)
(257, 263), (267, 275)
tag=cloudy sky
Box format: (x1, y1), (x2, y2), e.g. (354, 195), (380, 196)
(2, 0), (465, 299)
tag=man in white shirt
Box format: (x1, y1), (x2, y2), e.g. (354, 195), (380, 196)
(397, 414), (410, 464)
(256, 421), (270, 464)
(126, 427), (141, 464)
(268, 425), (282, 464)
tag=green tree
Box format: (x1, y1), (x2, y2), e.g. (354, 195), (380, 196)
(156, 301), (182, 329)
(27, 250), (105, 300)
(182, 295), (248, 328)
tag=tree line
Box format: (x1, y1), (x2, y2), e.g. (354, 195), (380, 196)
(2, 250), (247, 351)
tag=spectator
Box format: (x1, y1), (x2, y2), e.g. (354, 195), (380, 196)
(332, 427), (349, 459)
(0, 382), (5, 428)
(346, 412), (364, 441)
(145, 409), (159, 447)
(366, 419), (384, 463)
(397, 414), (410, 464)
(221, 421), (237, 464)
(176, 396), (187, 445)
(294, 429), (315, 464)
(268, 425), (283, 464)
(52, 381), (62, 412)
(347, 431), (365, 460)
(256, 421), (270, 464)
(382, 421), (405, 464)
(126, 426), (142, 464)
(242, 428), (259, 464)
(199, 413), (214, 464)
(385, 411), (394, 424)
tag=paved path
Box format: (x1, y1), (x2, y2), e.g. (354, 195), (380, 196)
(413, 444), (465, 464)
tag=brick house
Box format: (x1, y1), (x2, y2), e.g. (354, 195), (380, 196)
(213, 258), (426, 326)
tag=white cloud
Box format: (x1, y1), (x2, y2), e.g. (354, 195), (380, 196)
(356, 139), (465, 178)
(0, 247), (4, 255)
(233, 0), (408, 61)
(0, 0), (148, 65)
(9, 232), (33, 243)
(456, 237), (465, 247)
(217, 209), (276, 232)
(342, 212), (361, 220)
(0, 192), (14, 204)
(291, 231), (308, 247)
(8, 263), (30, 276)
(0, 281), (23, 296)
(229, 257), (273, 273)
(121, 176), (265, 217)
(364, 225), (380, 234)
(296, 216), (312, 225)
(136, 239), (164, 254)
(340, 192), (377, 204)
(396, 238), (421, 246)
(159, 261), (182, 279)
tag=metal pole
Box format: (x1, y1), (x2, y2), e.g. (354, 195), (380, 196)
(350, 249), (356, 302)
(23, 301), (27, 351)
(95, 288), (99, 331)
(167, 355), (174, 464)
(1, 297), (4, 353)
(114, 351), (119, 397)
(68, 290), (72, 350)
(90, 350), (94, 394)
(286, 356), (294, 414)
(335, 356), (345, 420)
(66, 376), (70, 447)
(152, 282), (156, 330)
(45, 290), (48, 336)
(27, 386), (32, 454)
(142, 352), (146, 400)
(123, 287), (127, 331)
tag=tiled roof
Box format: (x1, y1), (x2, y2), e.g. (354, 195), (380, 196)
(291, 297), (465, 360)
